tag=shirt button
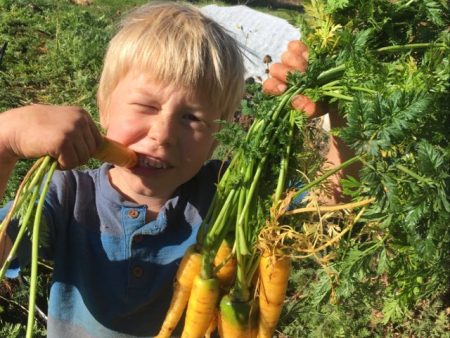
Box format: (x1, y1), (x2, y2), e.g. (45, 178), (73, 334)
(133, 235), (143, 244)
(127, 209), (139, 219)
(132, 266), (144, 278)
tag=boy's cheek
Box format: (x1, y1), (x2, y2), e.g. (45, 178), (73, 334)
(98, 96), (115, 130)
(104, 124), (140, 147)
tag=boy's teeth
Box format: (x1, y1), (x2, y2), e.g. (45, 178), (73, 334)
(139, 156), (168, 169)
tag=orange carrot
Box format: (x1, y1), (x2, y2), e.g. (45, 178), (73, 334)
(181, 275), (220, 338)
(214, 239), (237, 290)
(257, 253), (291, 338)
(93, 137), (137, 168)
(156, 246), (202, 338)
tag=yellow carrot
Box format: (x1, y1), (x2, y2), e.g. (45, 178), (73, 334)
(181, 275), (220, 338)
(257, 253), (291, 338)
(204, 310), (218, 338)
(214, 239), (237, 291)
(93, 137), (137, 168)
(156, 246), (202, 338)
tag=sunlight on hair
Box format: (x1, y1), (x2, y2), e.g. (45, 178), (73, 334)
(97, 2), (245, 121)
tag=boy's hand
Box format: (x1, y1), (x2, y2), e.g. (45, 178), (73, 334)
(262, 40), (334, 118)
(262, 40), (359, 204)
(0, 104), (103, 169)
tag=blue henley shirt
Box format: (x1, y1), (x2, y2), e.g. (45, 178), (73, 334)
(1, 161), (223, 337)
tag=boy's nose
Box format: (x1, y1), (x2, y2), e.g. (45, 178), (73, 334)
(147, 115), (175, 146)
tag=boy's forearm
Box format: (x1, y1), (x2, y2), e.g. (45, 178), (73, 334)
(0, 155), (16, 201)
(0, 111), (19, 200)
(323, 113), (360, 203)
(0, 144), (16, 267)
(0, 232), (13, 268)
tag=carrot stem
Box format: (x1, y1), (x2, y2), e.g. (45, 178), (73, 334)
(274, 110), (296, 203)
(0, 157), (46, 247)
(292, 155), (362, 200)
(26, 159), (57, 338)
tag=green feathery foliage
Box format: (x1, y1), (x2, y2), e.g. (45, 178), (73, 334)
(278, 0), (449, 334)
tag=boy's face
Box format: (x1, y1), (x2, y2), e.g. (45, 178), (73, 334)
(101, 70), (220, 200)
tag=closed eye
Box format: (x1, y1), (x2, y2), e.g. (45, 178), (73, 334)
(131, 103), (159, 113)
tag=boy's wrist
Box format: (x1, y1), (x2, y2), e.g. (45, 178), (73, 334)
(0, 134), (18, 200)
(0, 141), (19, 167)
(0, 111), (20, 164)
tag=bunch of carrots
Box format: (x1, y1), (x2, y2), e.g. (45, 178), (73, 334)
(155, 65), (362, 337)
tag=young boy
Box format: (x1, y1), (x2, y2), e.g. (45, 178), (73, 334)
(0, 2), (245, 337)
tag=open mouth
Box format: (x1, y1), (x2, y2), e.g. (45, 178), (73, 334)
(138, 155), (171, 169)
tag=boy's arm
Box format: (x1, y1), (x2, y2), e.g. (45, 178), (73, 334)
(263, 40), (360, 203)
(0, 150), (15, 264)
(0, 104), (102, 201)
(0, 140), (17, 265)
(0, 150), (17, 202)
(0, 104), (102, 265)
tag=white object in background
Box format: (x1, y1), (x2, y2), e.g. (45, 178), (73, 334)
(201, 5), (300, 82)
(201, 5), (330, 132)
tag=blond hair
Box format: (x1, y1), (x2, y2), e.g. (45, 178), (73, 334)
(97, 1), (245, 121)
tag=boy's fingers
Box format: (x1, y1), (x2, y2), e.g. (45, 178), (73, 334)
(87, 121), (104, 153)
(282, 40), (309, 72)
(291, 95), (334, 118)
(263, 41), (310, 95)
(84, 126), (102, 156)
(268, 62), (293, 83)
(56, 144), (81, 170)
(291, 95), (317, 117)
(287, 40), (309, 57)
(281, 50), (308, 72)
(262, 77), (287, 95)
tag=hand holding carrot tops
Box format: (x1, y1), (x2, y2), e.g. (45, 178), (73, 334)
(263, 40), (359, 203)
(0, 104), (103, 199)
(263, 41), (324, 117)
(0, 104), (103, 168)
